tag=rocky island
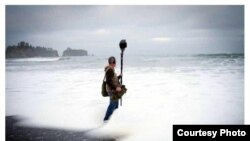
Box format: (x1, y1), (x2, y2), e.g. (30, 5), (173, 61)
(6, 41), (59, 58)
(62, 48), (88, 57)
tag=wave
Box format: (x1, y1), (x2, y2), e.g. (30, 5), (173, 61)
(58, 57), (71, 61)
(194, 53), (244, 58)
(7, 57), (60, 62)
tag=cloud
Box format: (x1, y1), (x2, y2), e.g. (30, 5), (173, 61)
(152, 37), (172, 42)
(6, 5), (244, 55)
(93, 29), (109, 35)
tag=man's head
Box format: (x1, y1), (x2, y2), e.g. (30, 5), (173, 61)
(108, 56), (116, 68)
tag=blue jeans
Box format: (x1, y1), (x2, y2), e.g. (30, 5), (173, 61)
(104, 92), (119, 121)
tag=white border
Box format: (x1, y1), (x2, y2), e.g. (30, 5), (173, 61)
(3, 0), (247, 5)
(0, 1), (5, 140)
(245, 3), (249, 124)
(1, 0), (249, 140)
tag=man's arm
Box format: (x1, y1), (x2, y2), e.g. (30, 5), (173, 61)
(117, 74), (122, 80)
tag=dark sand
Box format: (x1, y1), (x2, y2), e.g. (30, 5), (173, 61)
(6, 116), (117, 141)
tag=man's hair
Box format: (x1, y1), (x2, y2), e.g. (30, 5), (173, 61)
(108, 56), (116, 64)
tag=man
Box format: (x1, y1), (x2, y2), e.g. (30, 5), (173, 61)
(103, 56), (122, 121)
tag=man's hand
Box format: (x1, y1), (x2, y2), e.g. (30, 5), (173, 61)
(116, 87), (122, 92)
(118, 74), (123, 80)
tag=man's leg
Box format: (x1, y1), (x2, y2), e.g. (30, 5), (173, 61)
(115, 100), (119, 109)
(104, 100), (118, 121)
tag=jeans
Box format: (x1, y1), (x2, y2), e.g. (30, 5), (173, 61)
(103, 92), (119, 121)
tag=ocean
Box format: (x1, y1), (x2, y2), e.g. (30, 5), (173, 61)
(6, 54), (244, 141)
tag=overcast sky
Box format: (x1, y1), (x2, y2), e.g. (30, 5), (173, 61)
(6, 5), (244, 55)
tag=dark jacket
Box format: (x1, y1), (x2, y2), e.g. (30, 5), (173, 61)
(105, 66), (121, 93)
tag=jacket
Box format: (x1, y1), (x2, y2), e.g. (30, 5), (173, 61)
(105, 66), (120, 93)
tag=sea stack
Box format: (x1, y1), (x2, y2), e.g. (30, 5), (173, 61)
(6, 41), (59, 58)
(62, 48), (88, 57)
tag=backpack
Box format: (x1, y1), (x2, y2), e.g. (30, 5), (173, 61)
(101, 69), (110, 97)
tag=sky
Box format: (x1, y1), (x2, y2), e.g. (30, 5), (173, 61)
(6, 5), (244, 56)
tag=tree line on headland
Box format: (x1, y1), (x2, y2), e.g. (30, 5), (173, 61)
(6, 41), (88, 58)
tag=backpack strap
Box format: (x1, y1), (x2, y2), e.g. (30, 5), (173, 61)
(103, 68), (111, 82)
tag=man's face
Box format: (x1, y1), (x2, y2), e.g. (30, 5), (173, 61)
(109, 58), (116, 68)
(111, 63), (116, 68)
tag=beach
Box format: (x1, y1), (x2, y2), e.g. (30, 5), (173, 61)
(6, 54), (244, 141)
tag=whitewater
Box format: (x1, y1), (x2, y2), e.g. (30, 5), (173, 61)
(6, 54), (244, 141)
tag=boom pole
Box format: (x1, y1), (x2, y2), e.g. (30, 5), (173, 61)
(119, 40), (127, 106)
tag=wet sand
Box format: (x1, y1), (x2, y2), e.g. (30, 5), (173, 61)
(6, 116), (116, 141)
